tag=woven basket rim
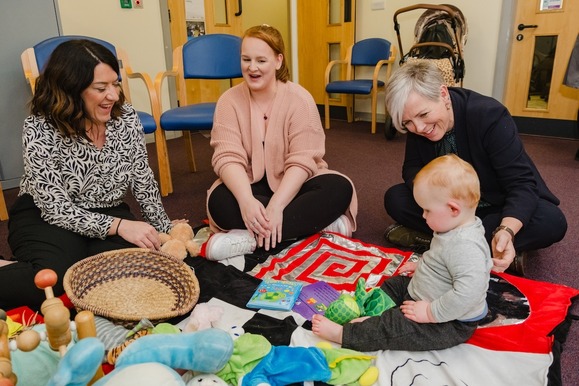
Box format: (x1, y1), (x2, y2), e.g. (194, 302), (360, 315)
(63, 248), (199, 323)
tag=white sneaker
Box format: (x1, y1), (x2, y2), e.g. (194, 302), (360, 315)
(205, 229), (257, 261)
(322, 214), (353, 238)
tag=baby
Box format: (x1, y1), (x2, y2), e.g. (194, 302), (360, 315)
(312, 154), (492, 352)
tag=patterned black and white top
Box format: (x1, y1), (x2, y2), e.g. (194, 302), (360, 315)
(19, 103), (172, 239)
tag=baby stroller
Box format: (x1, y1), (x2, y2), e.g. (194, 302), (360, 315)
(395, 3), (467, 86)
(385, 4), (468, 138)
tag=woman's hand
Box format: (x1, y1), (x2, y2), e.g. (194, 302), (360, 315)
(490, 219), (521, 272)
(491, 231), (516, 272)
(262, 204), (284, 250)
(240, 197), (270, 243)
(255, 166), (308, 250)
(117, 219), (161, 250)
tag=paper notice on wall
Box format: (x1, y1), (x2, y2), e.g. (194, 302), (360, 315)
(185, 0), (204, 20)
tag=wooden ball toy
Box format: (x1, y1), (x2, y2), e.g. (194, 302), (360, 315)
(15, 330), (41, 353)
(34, 269), (58, 299)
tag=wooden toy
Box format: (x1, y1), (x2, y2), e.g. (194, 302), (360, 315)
(0, 269), (103, 385)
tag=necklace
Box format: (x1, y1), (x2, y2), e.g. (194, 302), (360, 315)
(250, 88), (276, 120)
(251, 97), (272, 120)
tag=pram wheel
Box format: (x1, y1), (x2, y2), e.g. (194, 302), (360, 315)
(384, 115), (397, 140)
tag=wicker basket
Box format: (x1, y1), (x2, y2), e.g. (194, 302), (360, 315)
(63, 248), (199, 326)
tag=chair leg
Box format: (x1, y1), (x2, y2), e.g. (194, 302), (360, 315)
(0, 180), (8, 221)
(371, 90), (378, 134)
(154, 129), (173, 196)
(324, 93), (331, 129)
(346, 95), (354, 123)
(183, 131), (197, 173)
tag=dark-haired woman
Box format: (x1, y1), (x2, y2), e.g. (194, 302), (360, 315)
(0, 39), (176, 311)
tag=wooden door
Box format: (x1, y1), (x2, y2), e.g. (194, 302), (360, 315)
(204, 0), (243, 35)
(297, 0), (356, 105)
(167, 0), (244, 55)
(503, 0), (579, 120)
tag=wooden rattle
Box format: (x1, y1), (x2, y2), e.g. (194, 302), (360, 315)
(74, 310), (104, 383)
(35, 269), (71, 356)
(0, 313), (16, 386)
(0, 269), (103, 385)
(35, 270), (104, 383)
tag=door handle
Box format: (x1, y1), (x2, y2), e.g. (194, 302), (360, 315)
(235, 0), (242, 16)
(518, 24), (538, 31)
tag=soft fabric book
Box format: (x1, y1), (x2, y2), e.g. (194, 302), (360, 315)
(246, 279), (303, 311)
(292, 281), (340, 320)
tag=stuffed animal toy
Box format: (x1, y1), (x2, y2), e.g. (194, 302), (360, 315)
(46, 329), (234, 386)
(217, 333), (378, 386)
(10, 327), (233, 386)
(325, 278), (396, 325)
(159, 223), (202, 260)
(100, 328), (234, 385)
(42, 329), (378, 386)
(183, 303), (224, 333)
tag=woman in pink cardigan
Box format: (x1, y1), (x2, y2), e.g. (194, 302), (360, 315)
(204, 25), (357, 261)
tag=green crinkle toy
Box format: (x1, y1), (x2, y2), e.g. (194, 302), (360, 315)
(325, 278), (396, 324)
(325, 293), (361, 325)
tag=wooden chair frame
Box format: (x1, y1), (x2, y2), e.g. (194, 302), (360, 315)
(324, 42), (396, 134)
(155, 45), (199, 173)
(0, 181), (7, 221)
(154, 34), (242, 175)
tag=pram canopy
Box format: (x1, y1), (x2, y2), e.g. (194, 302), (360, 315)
(394, 3), (467, 85)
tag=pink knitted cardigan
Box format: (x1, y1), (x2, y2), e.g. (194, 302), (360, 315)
(207, 80), (358, 232)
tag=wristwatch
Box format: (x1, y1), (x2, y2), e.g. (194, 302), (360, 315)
(492, 225), (515, 240)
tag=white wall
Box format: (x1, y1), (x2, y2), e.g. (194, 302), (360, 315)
(357, 0), (503, 94)
(56, 0), (168, 118)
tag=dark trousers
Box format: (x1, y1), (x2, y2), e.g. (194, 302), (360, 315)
(342, 276), (477, 351)
(0, 194), (137, 311)
(342, 276), (477, 352)
(384, 183), (567, 252)
(207, 174), (353, 241)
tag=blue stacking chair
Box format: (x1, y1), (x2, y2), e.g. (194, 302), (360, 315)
(324, 38), (396, 134)
(155, 33), (242, 174)
(21, 35), (172, 196)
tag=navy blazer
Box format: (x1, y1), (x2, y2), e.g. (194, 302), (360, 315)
(402, 87), (560, 227)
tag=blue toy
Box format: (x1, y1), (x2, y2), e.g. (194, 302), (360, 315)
(46, 328), (233, 386)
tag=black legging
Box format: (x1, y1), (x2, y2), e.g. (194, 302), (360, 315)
(208, 174), (353, 241)
(384, 183), (567, 252)
(0, 194), (137, 311)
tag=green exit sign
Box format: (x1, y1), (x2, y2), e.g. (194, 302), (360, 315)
(120, 0), (132, 9)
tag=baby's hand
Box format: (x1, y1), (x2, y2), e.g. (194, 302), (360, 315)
(400, 300), (434, 323)
(398, 261), (417, 276)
